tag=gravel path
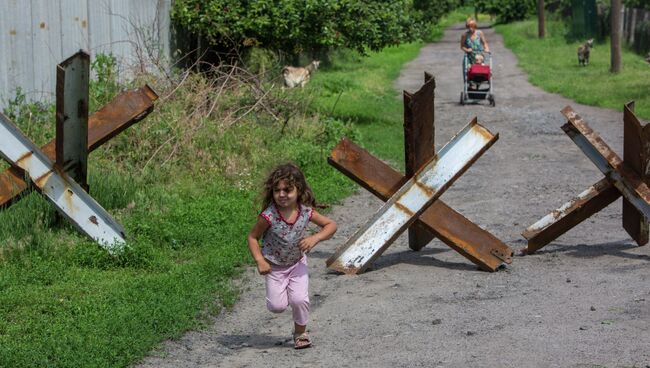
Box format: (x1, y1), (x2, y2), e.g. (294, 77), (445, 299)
(137, 24), (650, 368)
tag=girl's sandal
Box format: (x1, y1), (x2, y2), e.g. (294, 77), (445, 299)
(293, 332), (312, 349)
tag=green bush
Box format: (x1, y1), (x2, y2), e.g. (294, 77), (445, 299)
(474, 0), (535, 23)
(171, 0), (460, 57)
(414, 0), (460, 24)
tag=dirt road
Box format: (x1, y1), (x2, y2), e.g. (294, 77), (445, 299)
(138, 24), (650, 368)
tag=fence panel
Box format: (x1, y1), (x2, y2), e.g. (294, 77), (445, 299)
(0, 0), (171, 108)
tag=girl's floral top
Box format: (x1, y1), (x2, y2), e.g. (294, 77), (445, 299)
(260, 203), (313, 266)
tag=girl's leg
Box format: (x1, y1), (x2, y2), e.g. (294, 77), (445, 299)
(265, 267), (290, 313)
(286, 257), (310, 327)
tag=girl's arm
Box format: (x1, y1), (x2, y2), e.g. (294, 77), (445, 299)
(298, 210), (337, 252)
(247, 216), (272, 275)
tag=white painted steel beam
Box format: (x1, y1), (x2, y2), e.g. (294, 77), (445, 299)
(327, 119), (498, 274)
(562, 109), (650, 219)
(0, 112), (125, 251)
(524, 180), (613, 235)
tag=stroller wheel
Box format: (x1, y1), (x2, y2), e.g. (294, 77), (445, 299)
(460, 92), (466, 105)
(489, 95), (495, 107)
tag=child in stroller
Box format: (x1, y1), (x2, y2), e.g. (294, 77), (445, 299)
(461, 51), (495, 106)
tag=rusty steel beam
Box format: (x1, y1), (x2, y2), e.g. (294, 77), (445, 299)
(404, 72), (436, 251)
(56, 50), (90, 188)
(0, 113), (125, 250)
(562, 106), (650, 219)
(0, 85), (158, 208)
(329, 138), (512, 272)
(522, 178), (620, 253)
(326, 119), (499, 274)
(622, 101), (649, 246)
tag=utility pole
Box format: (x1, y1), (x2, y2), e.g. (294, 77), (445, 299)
(611, 0), (622, 73)
(538, 0), (545, 38)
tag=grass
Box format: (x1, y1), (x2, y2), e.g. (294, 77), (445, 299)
(496, 19), (650, 120)
(0, 8), (475, 367)
(310, 45), (421, 166)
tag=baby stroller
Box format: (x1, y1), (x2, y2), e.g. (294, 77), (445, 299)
(460, 51), (495, 106)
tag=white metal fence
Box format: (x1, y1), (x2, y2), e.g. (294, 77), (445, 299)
(0, 0), (171, 107)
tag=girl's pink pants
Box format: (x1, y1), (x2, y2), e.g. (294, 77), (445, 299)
(265, 256), (310, 326)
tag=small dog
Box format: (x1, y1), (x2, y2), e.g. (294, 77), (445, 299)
(282, 60), (320, 88)
(577, 39), (594, 66)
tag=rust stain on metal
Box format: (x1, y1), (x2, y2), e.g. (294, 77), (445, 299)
(88, 85), (158, 150)
(414, 181), (435, 197)
(89, 215), (98, 225)
(330, 139), (361, 163)
(403, 74), (435, 179)
(394, 202), (415, 217)
(59, 186), (76, 215)
(0, 172), (26, 206)
(34, 171), (54, 189)
(469, 117), (493, 142)
(622, 100), (650, 246)
(15, 150), (34, 170)
(490, 248), (512, 263)
(328, 138), (404, 202)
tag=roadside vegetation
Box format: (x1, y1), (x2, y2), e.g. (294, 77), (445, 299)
(0, 55), (356, 367)
(497, 19), (650, 120)
(0, 5), (472, 368)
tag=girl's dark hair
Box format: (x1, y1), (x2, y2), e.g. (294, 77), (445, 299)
(260, 163), (316, 211)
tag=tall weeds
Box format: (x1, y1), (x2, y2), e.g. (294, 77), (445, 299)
(0, 49), (358, 261)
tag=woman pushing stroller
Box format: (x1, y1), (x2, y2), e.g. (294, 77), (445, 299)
(459, 17), (495, 106)
(460, 18), (490, 70)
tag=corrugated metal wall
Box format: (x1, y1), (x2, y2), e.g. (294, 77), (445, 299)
(0, 0), (171, 107)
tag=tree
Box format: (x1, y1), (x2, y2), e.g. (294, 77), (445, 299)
(538, 0), (545, 38)
(473, 0), (535, 23)
(170, 0), (442, 58)
(611, 0), (622, 72)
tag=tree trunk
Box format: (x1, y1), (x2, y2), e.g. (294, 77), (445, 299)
(538, 0), (545, 38)
(611, 0), (622, 73)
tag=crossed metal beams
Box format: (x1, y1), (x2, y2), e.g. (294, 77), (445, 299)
(326, 73), (513, 274)
(0, 85), (158, 209)
(523, 103), (650, 253)
(0, 51), (158, 250)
